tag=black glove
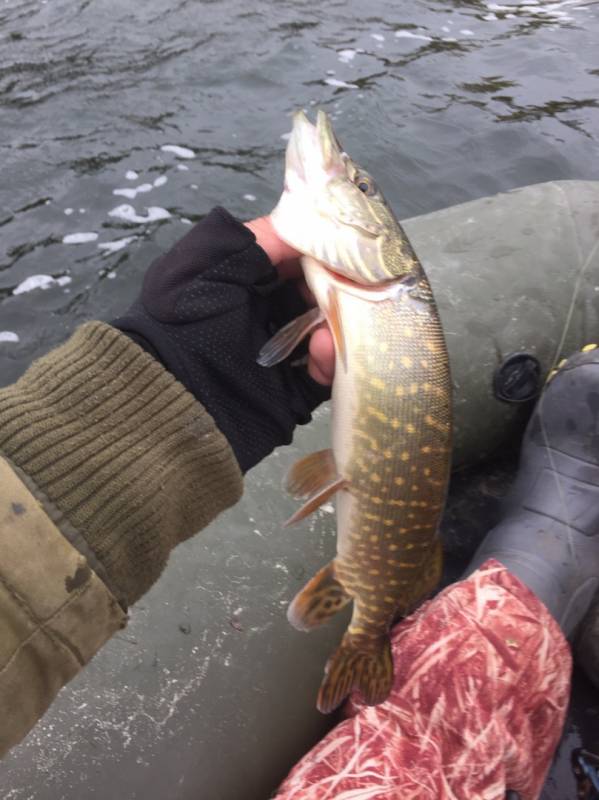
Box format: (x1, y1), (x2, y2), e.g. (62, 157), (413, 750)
(112, 207), (329, 473)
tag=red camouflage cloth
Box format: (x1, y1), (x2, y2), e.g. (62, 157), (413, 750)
(275, 560), (572, 800)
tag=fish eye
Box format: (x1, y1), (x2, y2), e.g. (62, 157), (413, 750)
(356, 174), (377, 197)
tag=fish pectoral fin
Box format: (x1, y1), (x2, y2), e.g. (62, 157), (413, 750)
(317, 633), (393, 714)
(287, 561), (351, 632)
(257, 307), (324, 367)
(285, 449), (337, 498)
(284, 477), (346, 526)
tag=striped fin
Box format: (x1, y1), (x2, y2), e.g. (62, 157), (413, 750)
(285, 449), (337, 498)
(288, 560), (351, 632)
(257, 307), (324, 367)
(317, 634), (393, 714)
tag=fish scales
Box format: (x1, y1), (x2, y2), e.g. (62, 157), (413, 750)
(300, 257), (451, 633)
(329, 268), (451, 635)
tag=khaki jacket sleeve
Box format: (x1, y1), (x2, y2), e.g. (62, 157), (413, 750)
(0, 456), (126, 757)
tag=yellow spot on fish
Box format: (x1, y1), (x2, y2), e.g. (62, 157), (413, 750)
(383, 519), (394, 526)
(582, 343), (598, 352)
(371, 473), (381, 483)
(402, 326), (414, 338)
(411, 485), (419, 492)
(391, 419), (401, 430)
(370, 377), (385, 390)
(425, 341), (440, 354)
(405, 543), (415, 550)
(410, 383), (418, 395)
(368, 569), (380, 576)
(408, 513), (415, 519)
(379, 342), (389, 353)
(401, 356), (413, 369)
(405, 423), (416, 434)
(365, 513), (381, 522)
(399, 527), (408, 534)
(368, 406), (389, 423)
(369, 534), (379, 542)
(394, 476), (405, 487)
(389, 544), (398, 551)
(384, 448), (393, 459)
(362, 525), (372, 533)
(421, 445), (432, 454)
(390, 499), (406, 508)
(395, 386), (404, 398)
(371, 496), (383, 505)
(384, 596), (395, 603)
(400, 451), (410, 461)
(423, 467), (431, 477)
(420, 359), (429, 369)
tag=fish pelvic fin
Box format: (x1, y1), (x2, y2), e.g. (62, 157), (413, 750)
(288, 561), (351, 632)
(284, 476), (346, 526)
(257, 307), (324, 367)
(285, 448), (337, 498)
(317, 633), (393, 714)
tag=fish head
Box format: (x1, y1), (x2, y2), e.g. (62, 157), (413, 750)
(271, 110), (418, 285)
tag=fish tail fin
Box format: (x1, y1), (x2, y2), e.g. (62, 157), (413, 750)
(317, 633), (393, 714)
(287, 560), (351, 632)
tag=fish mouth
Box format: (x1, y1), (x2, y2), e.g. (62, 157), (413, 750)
(285, 109), (347, 187)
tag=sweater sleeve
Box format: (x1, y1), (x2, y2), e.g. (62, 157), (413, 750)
(0, 323), (243, 755)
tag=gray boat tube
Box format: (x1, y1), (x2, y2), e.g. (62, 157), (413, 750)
(404, 180), (599, 467)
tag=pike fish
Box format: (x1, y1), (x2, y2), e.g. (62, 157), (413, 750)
(258, 110), (452, 713)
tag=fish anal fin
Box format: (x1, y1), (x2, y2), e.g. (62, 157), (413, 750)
(287, 561), (351, 632)
(317, 633), (393, 714)
(257, 307), (324, 367)
(326, 286), (347, 371)
(285, 449), (337, 498)
(284, 477), (346, 526)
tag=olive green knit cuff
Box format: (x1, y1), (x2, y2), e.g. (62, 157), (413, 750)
(0, 322), (243, 607)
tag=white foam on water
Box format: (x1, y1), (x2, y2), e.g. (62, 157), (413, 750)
(0, 331), (19, 343)
(181, 218), (193, 225)
(326, 69), (336, 75)
(483, 12), (498, 19)
(395, 30), (432, 41)
(14, 274), (72, 295)
(371, 33), (385, 41)
(153, 175), (168, 187)
(79, 208), (86, 213)
(108, 204), (171, 224)
(113, 183), (153, 200)
(280, 132), (291, 141)
(177, 164), (189, 171)
(161, 144), (195, 159)
(243, 193), (256, 201)
(97, 236), (137, 253)
(461, 28), (475, 35)
(62, 232), (98, 244)
(107, 272), (116, 279)
(325, 77), (358, 89)
(125, 170), (139, 180)
(64, 208), (73, 215)
(338, 48), (357, 63)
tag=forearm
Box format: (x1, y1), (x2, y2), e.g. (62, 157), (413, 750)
(0, 323), (242, 756)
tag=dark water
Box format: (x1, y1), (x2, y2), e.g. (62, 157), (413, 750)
(1, 1), (599, 798)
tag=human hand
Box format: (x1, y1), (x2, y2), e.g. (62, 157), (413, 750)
(113, 207), (332, 472)
(244, 215), (334, 386)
